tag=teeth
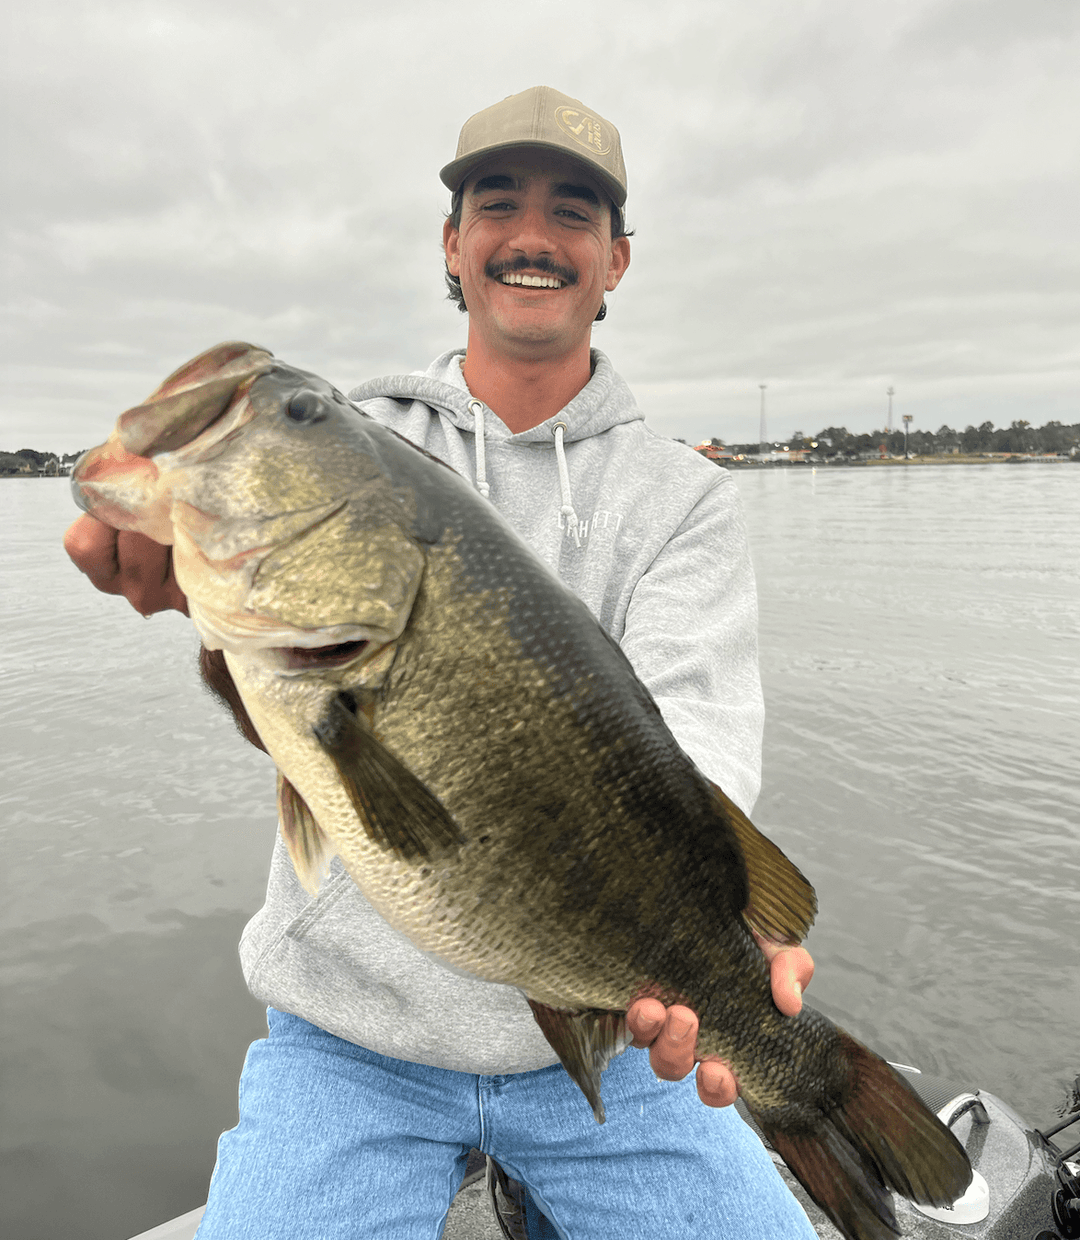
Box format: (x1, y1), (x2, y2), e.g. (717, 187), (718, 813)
(500, 273), (564, 288)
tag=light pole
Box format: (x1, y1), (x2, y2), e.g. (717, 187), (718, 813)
(902, 413), (913, 460)
(759, 384), (767, 457)
(881, 386), (896, 459)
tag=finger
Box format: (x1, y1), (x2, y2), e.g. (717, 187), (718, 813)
(116, 531), (189, 616)
(769, 945), (815, 1018)
(648, 1005), (698, 1081)
(626, 997), (667, 1048)
(64, 515), (122, 592)
(696, 1058), (738, 1109)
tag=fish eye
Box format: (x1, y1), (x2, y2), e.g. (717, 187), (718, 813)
(285, 391), (327, 424)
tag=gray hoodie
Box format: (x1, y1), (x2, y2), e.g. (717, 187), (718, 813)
(238, 348), (764, 1074)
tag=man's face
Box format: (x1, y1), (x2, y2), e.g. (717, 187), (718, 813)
(443, 151), (630, 361)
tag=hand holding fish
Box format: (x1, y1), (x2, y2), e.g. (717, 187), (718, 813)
(628, 937), (815, 1107)
(64, 514), (188, 616)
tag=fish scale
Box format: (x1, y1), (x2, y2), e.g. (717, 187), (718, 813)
(72, 341), (973, 1240)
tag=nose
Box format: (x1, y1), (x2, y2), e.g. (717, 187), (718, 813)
(506, 202), (555, 258)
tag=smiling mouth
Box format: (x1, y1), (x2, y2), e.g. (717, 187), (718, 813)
(499, 273), (566, 289)
(488, 257), (577, 288)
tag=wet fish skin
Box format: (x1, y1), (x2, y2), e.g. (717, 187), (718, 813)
(72, 343), (972, 1240)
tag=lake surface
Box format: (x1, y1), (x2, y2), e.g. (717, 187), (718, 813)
(2, 467), (1078, 1240)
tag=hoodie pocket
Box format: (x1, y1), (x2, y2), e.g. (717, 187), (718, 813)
(241, 859), (353, 990)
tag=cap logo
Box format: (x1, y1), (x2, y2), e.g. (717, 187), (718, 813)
(554, 106), (611, 157)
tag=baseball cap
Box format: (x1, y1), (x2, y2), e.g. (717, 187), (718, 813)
(440, 86), (627, 208)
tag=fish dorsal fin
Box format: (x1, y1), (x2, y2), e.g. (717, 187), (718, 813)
(708, 780), (817, 944)
(313, 693), (464, 862)
(526, 1000), (631, 1125)
(277, 773), (336, 895)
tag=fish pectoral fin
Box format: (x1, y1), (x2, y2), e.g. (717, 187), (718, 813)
(709, 780), (818, 944)
(277, 773), (335, 895)
(526, 999), (631, 1125)
(313, 693), (464, 862)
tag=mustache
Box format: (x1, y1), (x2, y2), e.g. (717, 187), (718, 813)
(485, 255), (578, 285)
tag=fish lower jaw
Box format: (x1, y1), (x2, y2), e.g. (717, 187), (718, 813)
(188, 599), (391, 659)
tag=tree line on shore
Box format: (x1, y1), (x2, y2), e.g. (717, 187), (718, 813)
(722, 418), (1080, 458)
(4, 417), (1079, 476)
(1, 449), (85, 476)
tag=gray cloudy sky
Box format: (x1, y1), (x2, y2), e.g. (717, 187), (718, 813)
(3, 0), (1078, 452)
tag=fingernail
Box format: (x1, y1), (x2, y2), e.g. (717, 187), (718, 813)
(669, 1017), (693, 1042)
(794, 982), (802, 1001)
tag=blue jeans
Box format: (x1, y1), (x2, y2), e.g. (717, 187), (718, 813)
(196, 1008), (816, 1240)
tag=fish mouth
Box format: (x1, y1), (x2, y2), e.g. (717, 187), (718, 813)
(272, 639), (371, 671)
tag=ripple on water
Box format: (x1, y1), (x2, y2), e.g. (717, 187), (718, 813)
(737, 463), (1080, 1123)
(2, 467), (1078, 1238)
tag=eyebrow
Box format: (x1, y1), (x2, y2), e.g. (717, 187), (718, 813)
(469, 175), (601, 209)
(471, 175), (516, 194)
(553, 182), (601, 208)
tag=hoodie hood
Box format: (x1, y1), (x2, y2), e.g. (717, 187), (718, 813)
(349, 348), (645, 537)
(348, 348), (645, 445)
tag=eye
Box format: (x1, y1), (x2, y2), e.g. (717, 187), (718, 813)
(285, 391), (327, 424)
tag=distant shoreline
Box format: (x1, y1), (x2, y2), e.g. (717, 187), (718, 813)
(3, 453), (1076, 481)
(720, 453), (1076, 469)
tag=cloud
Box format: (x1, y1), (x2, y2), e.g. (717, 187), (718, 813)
(2, 0), (1077, 451)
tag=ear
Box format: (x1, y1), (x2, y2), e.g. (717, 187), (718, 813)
(605, 235), (631, 292)
(443, 218), (461, 277)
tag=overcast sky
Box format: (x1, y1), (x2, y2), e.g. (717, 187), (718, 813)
(3, 0), (1078, 452)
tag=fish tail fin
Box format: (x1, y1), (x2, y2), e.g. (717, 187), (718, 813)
(749, 1029), (972, 1240)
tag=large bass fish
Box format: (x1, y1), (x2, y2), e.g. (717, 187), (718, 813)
(71, 343), (970, 1240)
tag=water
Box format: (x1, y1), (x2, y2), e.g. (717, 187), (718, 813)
(2, 468), (1078, 1240)
(1, 480), (275, 1240)
(737, 465), (1080, 1116)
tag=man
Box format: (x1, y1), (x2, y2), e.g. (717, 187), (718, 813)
(65, 87), (816, 1238)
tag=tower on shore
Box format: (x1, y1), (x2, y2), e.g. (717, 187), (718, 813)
(759, 384), (768, 454)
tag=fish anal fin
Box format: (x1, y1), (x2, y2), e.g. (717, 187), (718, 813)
(708, 779), (817, 944)
(313, 693), (463, 862)
(526, 999), (631, 1125)
(277, 773), (335, 895)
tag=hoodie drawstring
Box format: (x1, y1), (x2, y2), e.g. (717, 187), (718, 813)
(468, 400), (490, 498)
(469, 400), (580, 549)
(552, 422), (581, 548)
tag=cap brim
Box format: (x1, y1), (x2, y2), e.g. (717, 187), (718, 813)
(440, 141), (627, 209)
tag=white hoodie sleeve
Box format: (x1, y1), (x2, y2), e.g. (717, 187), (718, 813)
(617, 477), (765, 817)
